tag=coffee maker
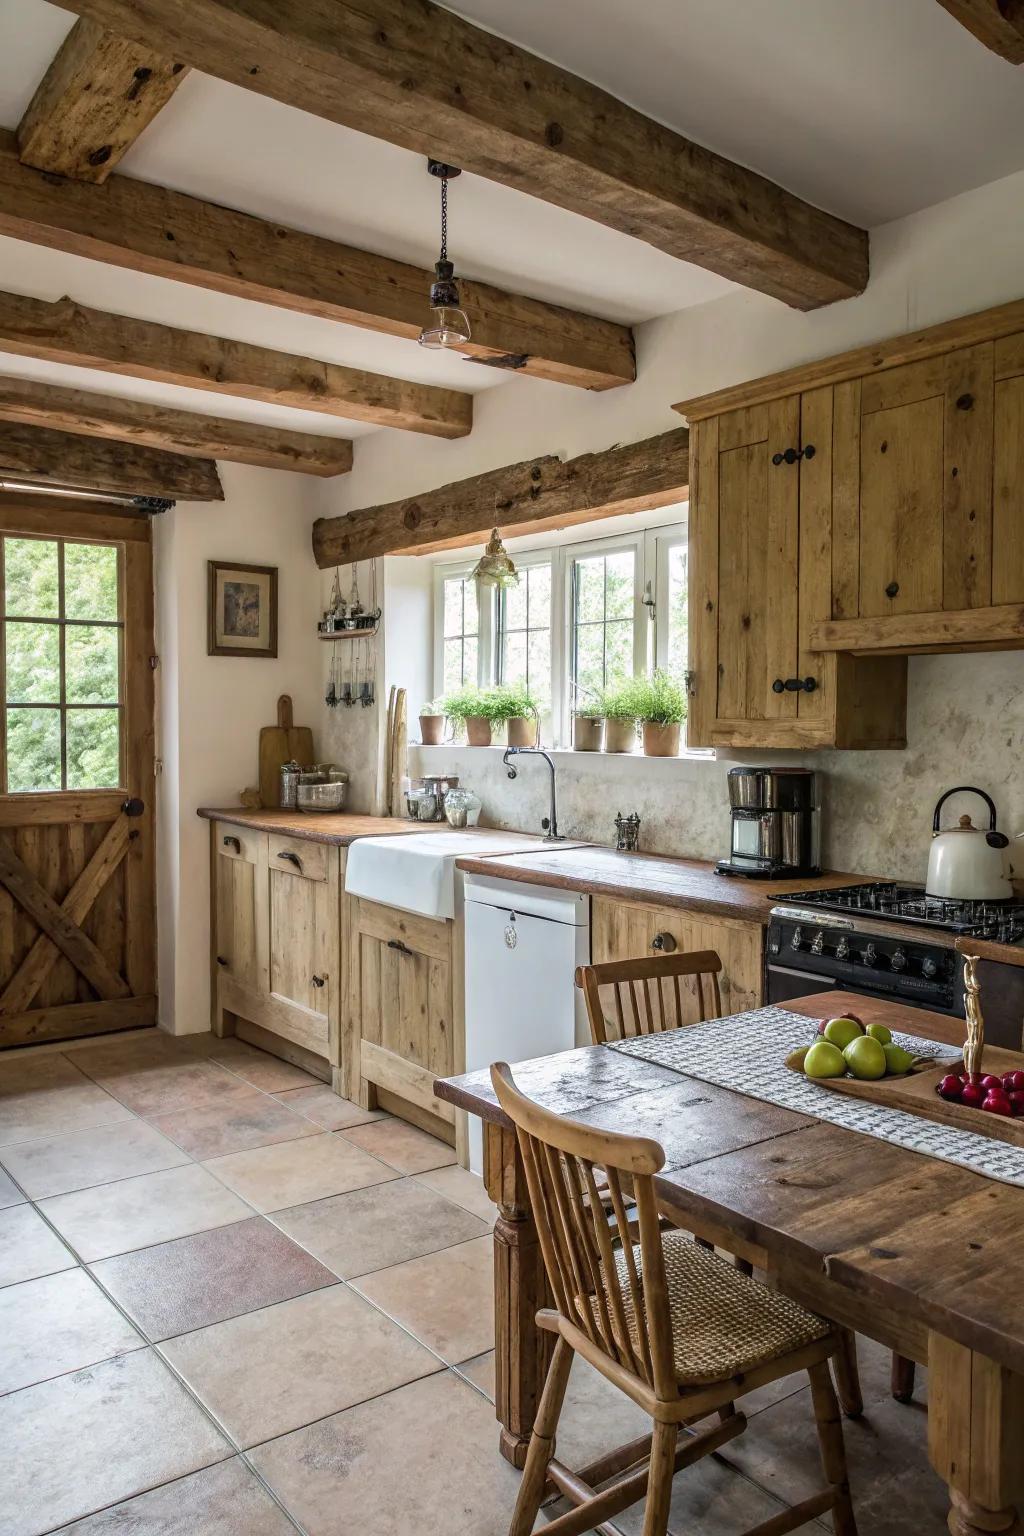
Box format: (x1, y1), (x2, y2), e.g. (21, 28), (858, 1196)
(716, 767), (820, 879)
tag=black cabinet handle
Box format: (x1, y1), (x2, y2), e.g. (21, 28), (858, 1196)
(276, 850), (303, 870)
(387, 939), (413, 956)
(311, 974), (325, 988)
(216, 955), (228, 967)
(222, 835), (241, 853)
(772, 677), (818, 695)
(771, 445), (815, 466)
(885, 581), (900, 599)
(651, 932), (677, 953)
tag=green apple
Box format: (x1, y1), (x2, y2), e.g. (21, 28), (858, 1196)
(823, 1016), (865, 1050)
(804, 1041), (847, 1079)
(844, 1035), (887, 1080)
(882, 1043), (915, 1075)
(867, 1023), (892, 1045)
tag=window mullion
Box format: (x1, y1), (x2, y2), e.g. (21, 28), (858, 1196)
(57, 540), (67, 792)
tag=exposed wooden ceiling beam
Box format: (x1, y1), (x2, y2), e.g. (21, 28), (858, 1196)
(0, 376), (352, 478)
(55, 0), (868, 310)
(313, 428), (689, 567)
(935, 0), (1024, 62)
(0, 131), (633, 392)
(18, 17), (190, 183)
(0, 419), (223, 500)
(0, 290), (472, 439)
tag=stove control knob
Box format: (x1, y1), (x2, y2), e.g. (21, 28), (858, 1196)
(863, 942), (877, 966)
(811, 930), (825, 955)
(790, 926), (804, 951)
(890, 947), (907, 973)
(921, 956), (938, 979)
(836, 936), (850, 961)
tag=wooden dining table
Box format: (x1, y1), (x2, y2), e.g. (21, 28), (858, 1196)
(435, 991), (1024, 1536)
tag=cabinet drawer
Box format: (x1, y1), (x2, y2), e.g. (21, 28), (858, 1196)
(215, 821), (261, 865)
(268, 833), (329, 883)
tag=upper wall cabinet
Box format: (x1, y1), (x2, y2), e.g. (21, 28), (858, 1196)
(677, 298), (1024, 748)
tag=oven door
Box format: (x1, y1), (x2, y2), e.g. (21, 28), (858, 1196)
(766, 962), (841, 1007)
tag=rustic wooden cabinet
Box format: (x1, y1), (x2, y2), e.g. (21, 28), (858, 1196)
(679, 298), (1024, 747)
(344, 896), (456, 1139)
(591, 895), (763, 1020)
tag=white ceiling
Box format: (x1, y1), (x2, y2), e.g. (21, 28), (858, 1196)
(0, 0), (1020, 452)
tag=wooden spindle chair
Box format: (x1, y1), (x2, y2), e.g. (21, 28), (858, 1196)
(492, 1062), (857, 1536)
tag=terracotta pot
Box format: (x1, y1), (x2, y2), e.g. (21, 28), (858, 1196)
(507, 715), (538, 748)
(572, 716), (604, 752)
(604, 717), (637, 754)
(642, 721), (681, 757)
(419, 714), (444, 746)
(465, 715), (492, 747)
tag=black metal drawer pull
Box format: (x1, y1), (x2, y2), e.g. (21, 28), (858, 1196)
(771, 676), (818, 694)
(651, 932), (677, 953)
(311, 974), (326, 988)
(222, 835), (241, 854)
(387, 939), (413, 956)
(276, 850), (303, 870)
(216, 955), (228, 967)
(771, 444), (815, 466)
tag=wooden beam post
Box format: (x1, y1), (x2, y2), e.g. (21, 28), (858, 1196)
(55, 0), (868, 309)
(935, 0), (1024, 62)
(0, 419), (223, 500)
(18, 17), (190, 182)
(0, 376), (353, 477)
(312, 428), (689, 567)
(0, 129), (634, 391)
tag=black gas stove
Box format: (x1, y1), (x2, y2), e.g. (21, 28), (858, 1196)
(782, 882), (1024, 943)
(766, 882), (1024, 1047)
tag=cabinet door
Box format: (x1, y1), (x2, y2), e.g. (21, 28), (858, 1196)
(591, 897), (763, 1020)
(993, 332), (1024, 604)
(265, 835), (337, 1055)
(213, 823), (260, 995)
(355, 899), (454, 1124)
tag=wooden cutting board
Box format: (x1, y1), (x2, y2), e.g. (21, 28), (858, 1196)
(258, 694), (314, 808)
(787, 1044), (1024, 1147)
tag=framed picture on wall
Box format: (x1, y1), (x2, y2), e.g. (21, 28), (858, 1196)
(207, 560), (278, 658)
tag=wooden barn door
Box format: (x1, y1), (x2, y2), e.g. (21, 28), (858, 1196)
(0, 493), (156, 1049)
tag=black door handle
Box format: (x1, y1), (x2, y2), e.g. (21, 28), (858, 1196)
(276, 850), (303, 870)
(222, 835), (241, 853)
(123, 797), (145, 817)
(771, 445), (815, 466)
(387, 939), (413, 956)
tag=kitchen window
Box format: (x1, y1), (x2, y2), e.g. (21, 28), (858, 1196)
(431, 512), (698, 749)
(2, 534), (124, 793)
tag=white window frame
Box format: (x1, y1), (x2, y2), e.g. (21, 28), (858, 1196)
(430, 510), (695, 752)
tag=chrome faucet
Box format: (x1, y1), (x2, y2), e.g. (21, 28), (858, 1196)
(502, 746), (563, 842)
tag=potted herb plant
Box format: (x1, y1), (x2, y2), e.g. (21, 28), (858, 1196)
(599, 681), (639, 754)
(443, 684), (494, 746)
(572, 706), (604, 752)
(493, 682), (540, 748)
(418, 699), (445, 746)
(634, 670), (686, 756)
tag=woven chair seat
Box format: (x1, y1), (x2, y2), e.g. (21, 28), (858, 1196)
(593, 1231), (831, 1386)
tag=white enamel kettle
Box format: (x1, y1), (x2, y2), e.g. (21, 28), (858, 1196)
(925, 786), (1013, 901)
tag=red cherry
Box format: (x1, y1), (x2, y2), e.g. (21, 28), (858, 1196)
(983, 1093), (1013, 1116)
(817, 1020), (828, 1035)
(1009, 1091), (1024, 1116)
(937, 1074), (963, 1101)
(1004, 1071), (1024, 1092)
(980, 1074), (1003, 1093)
(960, 1083), (986, 1109)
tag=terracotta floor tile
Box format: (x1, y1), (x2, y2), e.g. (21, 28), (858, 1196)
(1, 1119), (190, 1200)
(273, 1085), (385, 1131)
(0, 1163), (25, 1208)
(92, 1215), (337, 1341)
(202, 1039), (321, 1092)
(353, 1234), (493, 1363)
(0, 1348), (231, 1535)
(163, 1284), (440, 1448)
(75, 1056), (257, 1119)
(0, 1268), (142, 1395)
(249, 1370), (521, 1535)
(413, 1164), (497, 1224)
(339, 1115), (457, 1174)
(271, 1177), (488, 1279)
(151, 1093), (318, 1159)
(0, 1056), (132, 1146)
(50, 1457), (298, 1535)
(0, 1203), (76, 1288)
(204, 1132), (397, 1213)
(40, 1164), (251, 1262)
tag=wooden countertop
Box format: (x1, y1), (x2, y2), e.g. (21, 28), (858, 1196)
(955, 935), (1024, 969)
(198, 807), (454, 846)
(455, 844), (870, 925)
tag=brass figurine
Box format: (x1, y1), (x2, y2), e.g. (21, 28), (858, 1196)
(961, 952), (985, 1081)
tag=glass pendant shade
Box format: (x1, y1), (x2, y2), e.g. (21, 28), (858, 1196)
(472, 527), (519, 589)
(418, 258), (471, 349)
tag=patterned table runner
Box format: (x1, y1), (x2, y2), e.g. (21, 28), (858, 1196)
(608, 1006), (1024, 1189)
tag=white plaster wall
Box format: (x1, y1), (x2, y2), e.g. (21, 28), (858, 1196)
(155, 464), (323, 1033)
(326, 166), (1024, 880)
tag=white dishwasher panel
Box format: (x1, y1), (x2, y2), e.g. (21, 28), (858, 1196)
(463, 875), (590, 1174)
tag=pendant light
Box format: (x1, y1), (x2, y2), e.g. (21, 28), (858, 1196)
(472, 527), (519, 589)
(418, 159), (472, 350)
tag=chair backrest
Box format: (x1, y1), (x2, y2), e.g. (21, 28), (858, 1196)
(576, 950), (724, 1046)
(490, 1060), (678, 1402)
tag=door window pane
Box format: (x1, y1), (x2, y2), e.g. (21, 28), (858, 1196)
(66, 626), (119, 704)
(570, 548), (636, 703)
(66, 709), (120, 790)
(7, 709), (61, 793)
(5, 538), (58, 617)
(64, 543), (118, 622)
(5, 622), (60, 703)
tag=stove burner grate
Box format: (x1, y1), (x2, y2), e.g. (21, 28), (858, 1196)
(787, 882), (1024, 942)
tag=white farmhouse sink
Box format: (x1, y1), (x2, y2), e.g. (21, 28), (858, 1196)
(344, 830), (580, 920)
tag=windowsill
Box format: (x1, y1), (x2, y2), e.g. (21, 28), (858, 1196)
(413, 742), (715, 766)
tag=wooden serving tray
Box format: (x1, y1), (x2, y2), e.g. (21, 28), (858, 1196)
(787, 1044), (1024, 1148)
